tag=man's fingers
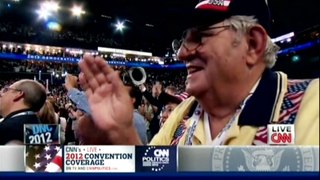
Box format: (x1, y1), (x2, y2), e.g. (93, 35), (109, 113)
(79, 55), (100, 91)
(95, 56), (114, 80)
(79, 55), (115, 88)
(107, 71), (127, 98)
(79, 55), (95, 81)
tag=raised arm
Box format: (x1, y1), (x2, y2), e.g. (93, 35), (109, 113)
(78, 55), (142, 145)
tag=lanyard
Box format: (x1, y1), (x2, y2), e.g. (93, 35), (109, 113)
(204, 108), (240, 145)
(11, 111), (36, 119)
(185, 94), (253, 145)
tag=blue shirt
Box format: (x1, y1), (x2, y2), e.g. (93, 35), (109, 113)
(67, 88), (91, 115)
(133, 110), (148, 145)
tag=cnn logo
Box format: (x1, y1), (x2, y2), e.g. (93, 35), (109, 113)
(267, 124), (295, 145)
(154, 149), (169, 157)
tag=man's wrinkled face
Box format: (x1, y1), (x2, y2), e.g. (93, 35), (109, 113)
(177, 21), (248, 97)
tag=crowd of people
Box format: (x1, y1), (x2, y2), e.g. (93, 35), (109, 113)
(0, 60), (188, 145)
(0, 59), (78, 75)
(0, 40), (169, 64)
(0, 58), (187, 87)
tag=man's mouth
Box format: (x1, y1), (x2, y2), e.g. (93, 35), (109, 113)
(187, 66), (204, 74)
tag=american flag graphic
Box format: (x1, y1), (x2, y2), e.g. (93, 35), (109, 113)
(176, 92), (189, 101)
(252, 79), (311, 145)
(278, 80), (311, 124)
(171, 117), (189, 145)
(25, 145), (62, 172)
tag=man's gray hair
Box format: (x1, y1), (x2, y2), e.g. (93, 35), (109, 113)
(16, 80), (47, 112)
(226, 15), (280, 68)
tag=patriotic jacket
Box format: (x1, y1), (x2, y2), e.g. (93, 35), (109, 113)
(150, 70), (319, 145)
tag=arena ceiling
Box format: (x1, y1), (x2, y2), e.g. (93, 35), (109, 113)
(0, 0), (319, 56)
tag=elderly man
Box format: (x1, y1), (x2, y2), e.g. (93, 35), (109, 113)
(0, 79), (47, 145)
(78, 0), (319, 145)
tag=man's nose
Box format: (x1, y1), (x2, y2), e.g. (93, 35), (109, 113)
(176, 45), (196, 63)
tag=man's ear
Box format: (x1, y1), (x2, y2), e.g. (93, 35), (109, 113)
(132, 97), (136, 105)
(246, 25), (268, 66)
(13, 91), (24, 102)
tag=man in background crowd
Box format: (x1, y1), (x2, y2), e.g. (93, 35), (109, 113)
(0, 79), (46, 145)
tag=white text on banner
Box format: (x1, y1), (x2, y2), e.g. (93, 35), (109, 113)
(64, 145), (135, 172)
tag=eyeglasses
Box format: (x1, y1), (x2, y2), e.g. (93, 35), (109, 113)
(1, 86), (22, 94)
(172, 25), (231, 54)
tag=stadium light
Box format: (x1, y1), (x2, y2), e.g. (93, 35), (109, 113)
(46, 21), (61, 31)
(272, 32), (295, 43)
(36, 1), (60, 20)
(63, 71), (68, 77)
(291, 55), (301, 63)
(36, 8), (51, 20)
(115, 21), (125, 32)
(71, 5), (85, 17)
